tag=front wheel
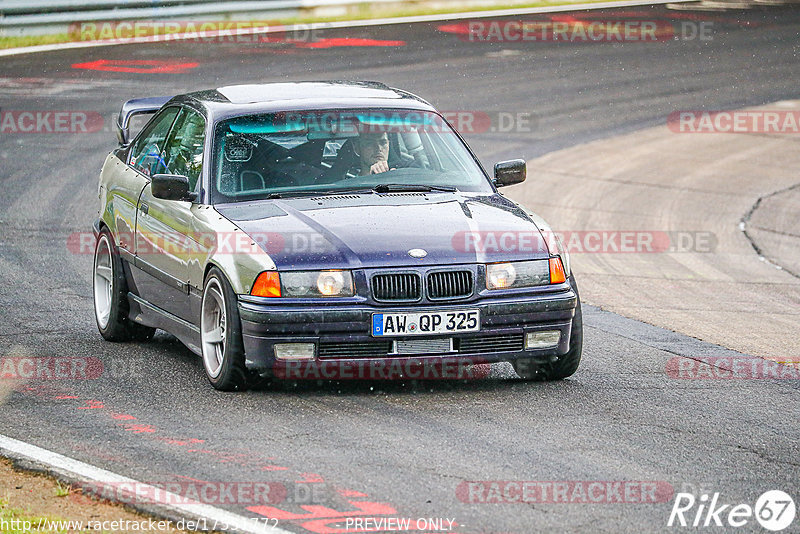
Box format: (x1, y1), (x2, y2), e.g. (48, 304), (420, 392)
(200, 268), (249, 391)
(513, 286), (583, 381)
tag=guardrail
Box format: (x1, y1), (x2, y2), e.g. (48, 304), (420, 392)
(5, 0), (784, 37)
(0, 0), (420, 35)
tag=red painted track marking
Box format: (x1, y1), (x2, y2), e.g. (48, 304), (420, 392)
(71, 59), (198, 73)
(261, 465), (290, 471)
(296, 473), (325, 484)
(293, 38), (406, 48)
(122, 423), (156, 433)
(77, 399), (104, 409)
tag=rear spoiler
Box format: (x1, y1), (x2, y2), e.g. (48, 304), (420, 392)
(116, 95), (174, 146)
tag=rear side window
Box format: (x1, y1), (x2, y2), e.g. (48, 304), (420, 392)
(162, 108), (206, 191)
(128, 107), (179, 177)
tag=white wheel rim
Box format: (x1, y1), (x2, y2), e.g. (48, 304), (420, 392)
(93, 235), (114, 329)
(201, 278), (227, 379)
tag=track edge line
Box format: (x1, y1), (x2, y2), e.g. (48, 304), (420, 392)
(0, 433), (292, 534)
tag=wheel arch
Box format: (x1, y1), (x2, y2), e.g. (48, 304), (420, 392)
(200, 234), (276, 295)
(201, 256), (264, 296)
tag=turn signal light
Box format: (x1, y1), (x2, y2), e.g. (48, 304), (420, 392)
(251, 271), (281, 297)
(549, 257), (566, 284)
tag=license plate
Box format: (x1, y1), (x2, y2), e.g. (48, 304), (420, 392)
(371, 310), (480, 337)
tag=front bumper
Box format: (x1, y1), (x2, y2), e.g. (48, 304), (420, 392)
(239, 285), (578, 376)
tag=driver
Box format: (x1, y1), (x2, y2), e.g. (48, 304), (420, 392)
(354, 131), (392, 175)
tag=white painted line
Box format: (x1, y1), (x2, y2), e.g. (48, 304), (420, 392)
(0, 0), (698, 57)
(0, 433), (292, 534)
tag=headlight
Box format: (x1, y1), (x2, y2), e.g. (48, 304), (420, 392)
(486, 263), (517, 289)
(282, 270), (354, 297)
(486, 260), (551, 290)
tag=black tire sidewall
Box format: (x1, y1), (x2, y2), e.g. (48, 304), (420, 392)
(202, 268), (247, 391)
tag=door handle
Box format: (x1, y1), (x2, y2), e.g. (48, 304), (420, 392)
(139, 202), (149, 215)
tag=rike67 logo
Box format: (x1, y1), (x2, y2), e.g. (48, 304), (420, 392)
(668, 490), (796, 531)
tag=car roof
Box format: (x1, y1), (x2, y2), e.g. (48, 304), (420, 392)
(174, 81), (437, 119)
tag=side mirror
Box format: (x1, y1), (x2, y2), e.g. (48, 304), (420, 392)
(493, 159), (526, 187)
(115, 117), (130, 146)
(151, 174), (197, 202)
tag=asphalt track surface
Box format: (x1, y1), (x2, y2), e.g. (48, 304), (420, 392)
(1, 5), (800, 533)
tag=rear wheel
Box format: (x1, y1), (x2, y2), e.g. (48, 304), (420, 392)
(513, 282), (583, 381)
(201, 268), (249, 391)
(93, 229), (156, 341)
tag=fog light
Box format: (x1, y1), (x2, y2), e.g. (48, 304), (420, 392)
(525, 331), (561, 350)
(274, 343), (315, 360)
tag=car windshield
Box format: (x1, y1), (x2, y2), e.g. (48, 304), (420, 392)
(211, 109), (492, 202)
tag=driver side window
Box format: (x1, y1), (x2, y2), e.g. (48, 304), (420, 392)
(128, 107), (179, 177)
(162, 108), (205, 191)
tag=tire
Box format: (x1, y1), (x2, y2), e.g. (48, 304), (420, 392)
(512, 279), (583, 381)
(93, 229), (156, 342)
(200, 267), (249, 391)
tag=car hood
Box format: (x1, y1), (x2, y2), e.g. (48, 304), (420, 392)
(215, 193), (549, 269)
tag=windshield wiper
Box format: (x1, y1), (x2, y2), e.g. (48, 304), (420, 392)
(372, 183), (457, 193)
(263, 184), (457, 199)
(264, 188), (374, 199)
